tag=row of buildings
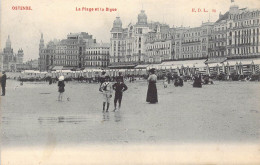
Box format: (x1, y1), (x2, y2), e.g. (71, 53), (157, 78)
(1, 3), (259, 72)
(0, 36), (39, 72)
(38, 32), (110, 71)
(39, 3), (259, 71)
(110, 3), (260, 69)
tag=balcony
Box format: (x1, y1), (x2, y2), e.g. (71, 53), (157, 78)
(215, 46), (226, 50)
(216, 38), (226, 42)
(181, 40), (200, 45)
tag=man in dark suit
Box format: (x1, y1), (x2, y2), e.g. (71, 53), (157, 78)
(1, 71), (7, 96)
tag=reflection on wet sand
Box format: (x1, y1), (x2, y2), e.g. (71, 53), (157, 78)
(38, 116), (94, 124)
(114, 111), (121, 122)
(102, 112), (110, 122)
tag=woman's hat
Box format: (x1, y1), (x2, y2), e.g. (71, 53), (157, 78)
(59, 76), (64, 81)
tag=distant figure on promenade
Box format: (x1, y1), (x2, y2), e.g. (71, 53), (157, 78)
(49, 77), (52, 85)
(163, 76), (168, 88)
(193, 74), (202, 88)
(100, 76), (112, 112)
(146, 68), (158, 104)
(167, 73), (171, 84)
(1, 71), (7, 96)
(58, 76), (65, 101)
(117, 72), (124, 83)
(112, 77), (128, 111)
(100, 71), (106, 85)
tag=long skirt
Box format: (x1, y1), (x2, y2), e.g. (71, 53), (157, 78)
(146, 82), (158, 103)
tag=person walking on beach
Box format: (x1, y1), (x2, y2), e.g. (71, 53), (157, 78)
(112, 77), (128, 111)
(146, 68), (158, 104)
(117, 72), (124, 83)
(1, 71), (7, 96)
(100, 76), (112, 112)
(163, 76), (168, 88)
(58, 76), (65, 101)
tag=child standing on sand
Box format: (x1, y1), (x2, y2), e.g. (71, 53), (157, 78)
(58, 76), (65, 101)
(112, 77), (128, 111)
(100, 76), (112, 112)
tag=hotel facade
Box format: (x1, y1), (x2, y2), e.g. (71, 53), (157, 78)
(38, 32), (95, 71)
(109, 3), (260, 67)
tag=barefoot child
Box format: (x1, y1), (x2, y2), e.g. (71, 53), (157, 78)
(100, 76), (112, 112)
(112, 77), (128, 111)
(58, 76), (65, 101)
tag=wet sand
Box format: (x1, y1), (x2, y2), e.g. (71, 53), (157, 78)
(1, 80), (260, 164)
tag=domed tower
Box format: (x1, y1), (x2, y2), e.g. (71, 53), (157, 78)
(137, 10), (147, 25)
(39, 33), (45, 50)
(110, 16), (124, 63)
(229, 0), (239, 14)
(114, 17), (122, 28)
(134, 10), (149, 63)
(229, 4), (239, 14)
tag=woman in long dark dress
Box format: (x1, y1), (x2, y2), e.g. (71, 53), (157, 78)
(193, 74), (202, 88)
(146, 68), (158, 103)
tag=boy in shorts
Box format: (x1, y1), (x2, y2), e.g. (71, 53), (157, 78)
(112, 77), (128, 111)
(100, 76), (112, 112)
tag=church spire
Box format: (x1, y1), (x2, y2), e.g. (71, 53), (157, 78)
(6, 35), (11, 48)
(39, 33), (45, 49)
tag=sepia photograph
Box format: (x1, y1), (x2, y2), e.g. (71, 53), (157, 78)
(1, 0), (260, 164)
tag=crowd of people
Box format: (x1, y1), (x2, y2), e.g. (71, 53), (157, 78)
(0, 68), (258, 112)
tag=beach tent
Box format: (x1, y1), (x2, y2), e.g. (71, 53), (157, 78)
(216, 64), (220, 75)
(226, 62), (230, 79)
(221, 63), (225, 73)
(206, 64), (210, 76)
(238, 62), (243, 75)
(251, 61), (256, 74)
(176, 67), (180, 76)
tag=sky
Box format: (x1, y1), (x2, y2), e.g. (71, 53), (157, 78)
(1, 0), (259, 61)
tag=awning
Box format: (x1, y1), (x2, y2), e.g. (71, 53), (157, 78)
(147, 64), (161, 69)
(52, 66), (63, 70)
(24, 70), (36, 73)
(161, 60), (206, 68)
(252, 59), (260, 65)
(207, 63), (223, 67)
(108, 65), (136, 69)
(63, 67), (74, 70)
(224, 59), (258, 66)
(61, 70), (72, 73)
(135, 64), (149, 69)
(205, 57), (227, 64)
